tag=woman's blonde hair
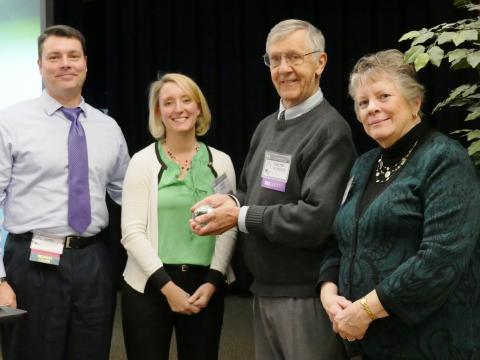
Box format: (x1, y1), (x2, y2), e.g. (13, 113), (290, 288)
(148, 73), (211, 140)
(349, 49), (425, 116)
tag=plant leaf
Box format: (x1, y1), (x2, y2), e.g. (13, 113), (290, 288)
(399, 30), (421, 42)
(464, 19), (480, 29)
(414, 53), (430, 71)
(451, 58), (472, 70)
(433, 103), (444, 113)
(452, 33), (466, 46)
(459, 29), (478, 42)
(466, 130), (480, 140)
(450, 84), (471, 98)
(467, 50), (480, 68)
(465, 4), (480, 12)
(404, 45), (426, 64)
(462, 84), (478, 97)
(427, 46), (444, 67)
(454, 0), (469, 6)
(451, 30), (479, 46)
(467, 139), (480, 157)
(431, 22), (450, 32)
(433, 84), (475, 112)
(468, 102), (480, 112)
(451, 99), (474, 107)
(466, 109), (480, 121)
(448, 48), (469, 64)
(437, 32), (456, 45)
(412, 31), (435, 46)
(452, 129), (471, 135)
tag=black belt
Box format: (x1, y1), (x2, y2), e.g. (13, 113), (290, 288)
(9, 232), (101, 249)
(163, 264), (208, 273)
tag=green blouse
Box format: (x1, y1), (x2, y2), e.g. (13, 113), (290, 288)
(156, 142), (216, 265)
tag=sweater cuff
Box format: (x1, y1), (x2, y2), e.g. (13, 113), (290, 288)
(316, 265), (339, 293)
(375, 284), (410, 324)
(238, 206), (249, 233)
(205, 269), (225, 289)
(245, 205), (266, 235)
(148, 267), (171, 290)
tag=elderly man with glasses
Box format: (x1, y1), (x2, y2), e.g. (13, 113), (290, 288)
(191, 19), (356, 360)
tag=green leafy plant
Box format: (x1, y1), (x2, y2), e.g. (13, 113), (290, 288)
(399, 0), (480, 165)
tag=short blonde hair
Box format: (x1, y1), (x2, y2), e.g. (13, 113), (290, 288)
(349, 49), (425, 115)
(148, 73), (211, 140)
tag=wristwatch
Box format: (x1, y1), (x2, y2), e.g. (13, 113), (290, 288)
(0, 277), (7, 284)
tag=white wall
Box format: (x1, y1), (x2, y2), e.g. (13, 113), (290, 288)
(0, 0), (43, 109)
(0, 0), (44, 245)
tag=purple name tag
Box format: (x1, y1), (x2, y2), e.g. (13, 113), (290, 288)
(261, 177), (286, 192)
(261, 151), (291, 193)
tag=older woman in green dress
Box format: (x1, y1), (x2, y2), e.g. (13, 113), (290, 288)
(319, 49), (480, 359)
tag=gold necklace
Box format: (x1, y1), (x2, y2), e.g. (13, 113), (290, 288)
(165, 143), (200, 171)
(375, 141), (418, 183)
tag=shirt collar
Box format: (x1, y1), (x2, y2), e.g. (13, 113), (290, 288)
(40, 90), (88, 117)
(278, 88), (323, 120)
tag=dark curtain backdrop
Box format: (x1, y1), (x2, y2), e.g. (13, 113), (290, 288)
(54, 0), (471, 166)
(53, 0), (473, 288)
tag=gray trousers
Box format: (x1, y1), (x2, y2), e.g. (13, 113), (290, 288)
(253, 296), (347, 360)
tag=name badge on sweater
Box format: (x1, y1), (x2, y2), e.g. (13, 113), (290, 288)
(213, 173), (233, 194)
(29, 233), (65, 266)
(261, 151), (291, 192)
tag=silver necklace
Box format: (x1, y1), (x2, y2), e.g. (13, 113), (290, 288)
(375, 141), (418, 183)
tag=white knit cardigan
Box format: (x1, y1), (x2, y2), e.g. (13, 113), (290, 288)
(121, 143), (237, 293)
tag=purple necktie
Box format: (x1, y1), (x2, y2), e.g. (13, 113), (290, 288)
(60, 107), (91, 234)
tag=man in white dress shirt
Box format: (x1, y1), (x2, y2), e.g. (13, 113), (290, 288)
(0, 25), (130, 360)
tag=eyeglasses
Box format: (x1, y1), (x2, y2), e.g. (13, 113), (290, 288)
(263, 50), (322, 68)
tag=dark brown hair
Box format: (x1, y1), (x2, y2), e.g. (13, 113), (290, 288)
(38, 25), (86, 59)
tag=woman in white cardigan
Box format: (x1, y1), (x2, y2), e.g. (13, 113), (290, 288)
(121, 73), (237, 360)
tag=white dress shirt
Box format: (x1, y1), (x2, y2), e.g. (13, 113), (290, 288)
(0, 91), (130, 276)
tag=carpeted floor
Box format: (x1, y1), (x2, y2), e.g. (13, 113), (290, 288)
(110, 292), (254, 360)
(0, 292), (253, 360)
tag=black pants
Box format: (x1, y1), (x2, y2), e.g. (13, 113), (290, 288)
(1, 233), (116, 360)
(122, 266), (225, 360)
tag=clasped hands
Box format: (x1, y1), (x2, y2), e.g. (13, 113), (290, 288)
(320, 284), (373, 342)
(161, 281), (216, 315)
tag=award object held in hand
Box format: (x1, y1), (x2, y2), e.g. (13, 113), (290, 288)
(192, 205), (214, 226)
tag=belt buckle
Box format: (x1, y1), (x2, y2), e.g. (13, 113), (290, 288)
(181, 264), (189, 272)
(64, 236), (79, 249)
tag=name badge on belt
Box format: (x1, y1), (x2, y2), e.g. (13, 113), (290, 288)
(29, 233), (65, 266)
(261, 151), (291, 192)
